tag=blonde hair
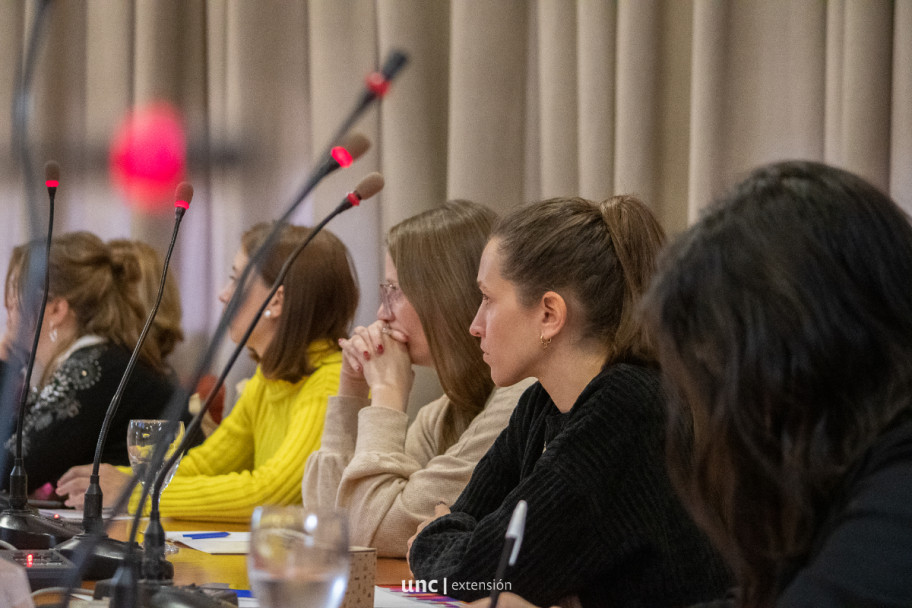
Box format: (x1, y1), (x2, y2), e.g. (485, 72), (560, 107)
(388, 200), (498, 450)
(108, 239), (184, 362)
(11, 232), (158, 384)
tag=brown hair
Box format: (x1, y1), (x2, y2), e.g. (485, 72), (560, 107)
(108, 239), (184, 362)
(643, 161), (912, 606)
(241, 222), (358, 383)
(388, 200), (498, 450)
(12, 231), (158, 383)
(492, 195), (666, 365)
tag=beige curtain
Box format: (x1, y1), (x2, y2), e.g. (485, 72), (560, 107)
(1, 0), (908, 389)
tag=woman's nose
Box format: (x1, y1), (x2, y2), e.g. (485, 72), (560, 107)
(218, 283), (231, 303)
(377, 301), (393, 322)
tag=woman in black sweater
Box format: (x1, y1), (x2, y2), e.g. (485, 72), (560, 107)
(408, 196), (729, 607)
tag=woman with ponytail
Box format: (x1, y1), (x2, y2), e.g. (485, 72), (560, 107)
(408, 197), (729, 607)
(1, 231), (173, 493)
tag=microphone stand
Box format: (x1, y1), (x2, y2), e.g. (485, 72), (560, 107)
(140, 174), (383, 582)
(0, 0), (78, 551)
(55, 185), (193, 579)
(75, 50), (407, 608)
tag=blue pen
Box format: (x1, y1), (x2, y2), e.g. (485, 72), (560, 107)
(183, 531), (230, 540)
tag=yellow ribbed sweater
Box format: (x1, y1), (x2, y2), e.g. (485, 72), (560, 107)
(129, 343), (341, 522)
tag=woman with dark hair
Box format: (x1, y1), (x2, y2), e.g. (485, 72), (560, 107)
(409, 196), (729, 607)
(1, 232), (173, 493)
(643, 160), (912, 607)
(57, 222), (359, 521)
(303, 200), (532, 556)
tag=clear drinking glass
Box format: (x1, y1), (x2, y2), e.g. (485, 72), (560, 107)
(127, 419), (185, 555)
(127, 419), (185, 488)
(248, 506), (350, 608)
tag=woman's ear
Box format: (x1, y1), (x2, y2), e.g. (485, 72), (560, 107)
(45, 297), (71, 326)
(539, 291), (567, 341)
(267, 285), (284, 320)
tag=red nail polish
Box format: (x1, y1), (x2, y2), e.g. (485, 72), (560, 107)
(377, 344), (384, 354)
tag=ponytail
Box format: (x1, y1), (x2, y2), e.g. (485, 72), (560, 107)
(599, 195), (667, 364)
(493, 195), (666, 365)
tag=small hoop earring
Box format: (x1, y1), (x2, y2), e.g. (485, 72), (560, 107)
(49, 326), (58, 343)
(263, 309), (272, 318)
(540, 334), (551, 349)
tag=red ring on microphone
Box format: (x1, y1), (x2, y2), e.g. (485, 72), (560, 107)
(347, 192), (361, 207)
(366, 72), (390, 97)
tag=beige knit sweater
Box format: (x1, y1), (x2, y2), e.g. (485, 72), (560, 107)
(301, 380), (533, 557)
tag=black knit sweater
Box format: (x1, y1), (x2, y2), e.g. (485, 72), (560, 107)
(1, 342), (174, 493)
(409, 363), (730, 607)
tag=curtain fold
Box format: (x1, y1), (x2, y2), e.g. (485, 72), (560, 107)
(892, 0), (912, 214)
(1, 0), (908, 379)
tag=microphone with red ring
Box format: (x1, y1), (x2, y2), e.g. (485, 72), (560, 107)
(329, 49), (409, 147)
(0, 161), (83, 550)
(82, 52), (405, 607)
(55, 182), (194, 580)
(138, 172), (385, 583)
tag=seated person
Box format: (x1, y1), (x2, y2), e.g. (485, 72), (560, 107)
(0, 232), (174, 493)
(303, 200), (532, 556)
(408, 196), (730, 607)
(643, 160), (912, 607)
(57, 222), (358, 521)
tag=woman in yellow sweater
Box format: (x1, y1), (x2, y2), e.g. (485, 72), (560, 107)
(55, 222), (359, 522)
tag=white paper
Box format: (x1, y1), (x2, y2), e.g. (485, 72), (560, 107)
(165, 530), (250, 554)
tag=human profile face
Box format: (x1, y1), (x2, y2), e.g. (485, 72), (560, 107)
(377, 252), (432, 367)
(470, 239), (540, 386)
(218, 248), (276, 357)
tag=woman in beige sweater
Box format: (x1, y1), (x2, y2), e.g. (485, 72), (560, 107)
(302, 200), (532, 557)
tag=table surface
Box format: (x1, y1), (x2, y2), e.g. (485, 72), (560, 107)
(96, 517), (411, 590)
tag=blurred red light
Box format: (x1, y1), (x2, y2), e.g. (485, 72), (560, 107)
(109, 101), (187, 214)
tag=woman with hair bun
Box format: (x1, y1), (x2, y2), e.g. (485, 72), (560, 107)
(1, 231), (174, 493)
(408, 196), (729, 607)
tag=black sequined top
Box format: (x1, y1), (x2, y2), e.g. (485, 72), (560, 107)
(2, 341), (175, 493)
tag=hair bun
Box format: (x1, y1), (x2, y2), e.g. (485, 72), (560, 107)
(108, 244), (142, 285)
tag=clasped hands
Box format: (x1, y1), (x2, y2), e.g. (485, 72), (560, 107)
(338, 320), (414, 412)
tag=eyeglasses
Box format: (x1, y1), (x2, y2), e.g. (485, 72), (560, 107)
(379, 281), (403, 310)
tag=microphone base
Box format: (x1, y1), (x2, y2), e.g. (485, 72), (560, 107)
(0, 509), (80, 549)
(94, 579), (239, 607)
(55, 532), (140, 580)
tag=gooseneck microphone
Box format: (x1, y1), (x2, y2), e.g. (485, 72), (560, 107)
(75, 134), (373, 606)
(63, 50), (407, 608)
(140, 170), (386, 580)
(329, 49), (409, 147)
(0, 161), (82, 549)
(54, 183), (194, 579)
